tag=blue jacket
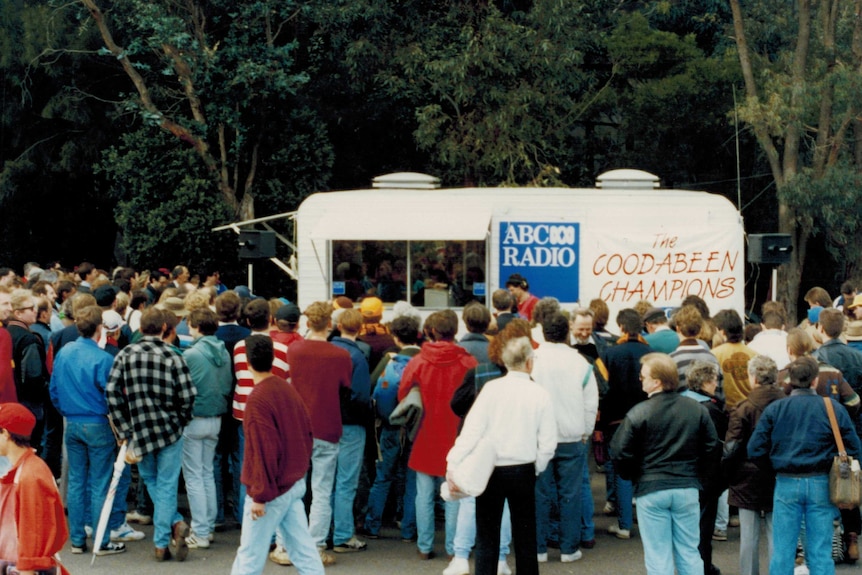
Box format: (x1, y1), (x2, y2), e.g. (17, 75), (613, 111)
(458, 332), (490, 364)
(184, 335), (233, 417)
(748, 389), (861, 475)
(331, 337), (372, 426)
(814, 339), (862, 392)
(50, 337), (114, 423)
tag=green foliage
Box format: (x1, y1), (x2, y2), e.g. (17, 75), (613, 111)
(778, 164), (862, 265)
(312, 0), (612, 186)
(600, 11), (742, 186)
(0, 0), (119, 266)
(97, 128), (234, 271)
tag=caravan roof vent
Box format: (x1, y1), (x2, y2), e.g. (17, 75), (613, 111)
(595, 169), (660, 190)
(372, 172), (441, 190)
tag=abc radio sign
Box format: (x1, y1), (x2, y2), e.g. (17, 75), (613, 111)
(499, 221), (580, 301)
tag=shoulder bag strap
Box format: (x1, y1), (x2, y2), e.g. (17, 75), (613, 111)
(824, 396), (847, 456)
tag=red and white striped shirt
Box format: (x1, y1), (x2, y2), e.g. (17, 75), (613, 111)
(232, 335), (290, 421)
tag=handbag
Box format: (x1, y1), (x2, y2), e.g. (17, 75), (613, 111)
(824, 397), (862, 509)
(592, 429), (609, 466)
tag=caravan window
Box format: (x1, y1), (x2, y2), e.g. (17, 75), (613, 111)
(331, 240), (486, 307)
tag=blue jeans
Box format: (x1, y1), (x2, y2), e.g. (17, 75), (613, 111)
(604, 460), (616, 503)
(364, 427), (416, 538)
(333, 425), (365, 545)
(65, 420), (116, 548)
(235, 424), (246, 523)
(182, 416), (221, 538)
(536, 441), (585, 554)
(308, 438), (339, 548)
(606, 446), (632, 529)
(636, 487), (703, 575)
(715, 489), (729, 530)
(771, 474), (835, 575)
(739, 508), (772, 575)
(453, 496), (511, 560)
(231, 479), (324, 575)
(415, 472), (459, 555)
(581, 458), (595, 541)
(138, 438), (185, 548)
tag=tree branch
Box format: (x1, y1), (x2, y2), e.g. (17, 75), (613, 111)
(729, 0), (784, 185)
(79, 0), (239, 212)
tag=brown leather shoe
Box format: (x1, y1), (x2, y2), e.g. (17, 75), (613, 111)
(155, 547), (172, 561)
(319, 548), (337, 566)
(417, 550), (436, 560)
(171, 520), (190, 562)
(848, 532), (859, 562)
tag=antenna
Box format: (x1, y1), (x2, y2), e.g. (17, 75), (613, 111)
(733, 85), (742, 211)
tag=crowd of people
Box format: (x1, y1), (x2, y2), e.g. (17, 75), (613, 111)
(0, 261), (861, 575)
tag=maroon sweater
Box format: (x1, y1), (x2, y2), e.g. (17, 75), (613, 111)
(241, 375), (313, 503)
(286, 340), (352, 443)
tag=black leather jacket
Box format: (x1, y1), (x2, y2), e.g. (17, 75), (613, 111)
(610, 391), (719, 497)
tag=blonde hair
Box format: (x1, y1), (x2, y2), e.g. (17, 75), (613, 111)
(304, 301), (333, 332)
(641, 353), (679, 392)
(184, 290), (212, 312)
(338, 308), (363, 335)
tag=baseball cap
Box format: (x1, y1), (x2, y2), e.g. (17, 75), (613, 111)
(0, 403), (36, 437)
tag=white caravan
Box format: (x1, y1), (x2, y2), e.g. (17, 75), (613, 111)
(292, 170), (745, 321)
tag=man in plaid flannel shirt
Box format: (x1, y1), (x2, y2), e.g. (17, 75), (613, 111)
(107, 307), (196, 562)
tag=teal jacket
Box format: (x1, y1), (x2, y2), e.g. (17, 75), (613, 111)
(184, 335), (232, 417)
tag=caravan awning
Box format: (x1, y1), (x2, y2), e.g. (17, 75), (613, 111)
(310, 204), (492, 241)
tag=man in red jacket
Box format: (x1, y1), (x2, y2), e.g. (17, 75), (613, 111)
(398, 310), (477, 559)
(0, 402), (69, 575)
(0, 287), (16, 403)
(231, 336), (323, 575)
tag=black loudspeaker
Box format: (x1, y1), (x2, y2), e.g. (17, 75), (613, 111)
(748, 234), (793, 264)
(238, 231), (276, 259)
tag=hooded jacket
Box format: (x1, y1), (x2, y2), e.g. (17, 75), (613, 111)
(185, 335), (232, 418)
(722, 384), (786, 511)
(398, 341), (477, 476)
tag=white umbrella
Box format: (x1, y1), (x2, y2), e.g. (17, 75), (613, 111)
(91, 442), (127, 566)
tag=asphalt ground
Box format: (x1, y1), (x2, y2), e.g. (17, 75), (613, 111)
(60, 469), (858, 575)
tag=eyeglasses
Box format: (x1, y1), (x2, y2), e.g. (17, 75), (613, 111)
(14, 306), (34, 312)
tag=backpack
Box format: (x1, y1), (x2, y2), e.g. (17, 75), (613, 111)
(373, 353), (412, 420)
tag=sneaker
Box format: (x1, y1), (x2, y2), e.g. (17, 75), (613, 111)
(208, 532), (215, 542)
(84, 525), (93, 539)
(95, 541), (127, 556)
(356, 527), (380, 539)
(71, 543), (87, 554)
(333, 536), (367, 553)
(608, 524), (631, 539)
(712, 529), (728, 541)
(497, 560), (512, 575)
(602, 501), (616, 515)
(319, 548), (337, 565)
(537, 552), (548, 563)
(269, 544), (292, 565)
(111, 522), (145, 542)
(561, 550), (583, 563)
(170, 520), (190, 562)
(443, 556), (470, 575)
(126, 510), (153, 525)
(186, 532), (210, 549)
